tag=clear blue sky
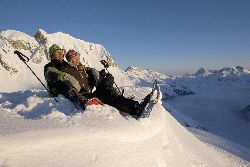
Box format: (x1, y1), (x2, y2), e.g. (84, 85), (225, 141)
(0, 0), (249, 74)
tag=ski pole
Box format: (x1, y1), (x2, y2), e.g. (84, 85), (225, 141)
(14, 50), (58, 102)
(100, 60), (124, 95)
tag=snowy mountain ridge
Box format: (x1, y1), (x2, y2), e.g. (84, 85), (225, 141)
(188, 66), (250, 83)
(0, 29), (136, 92)
(193, 66), (250, 77)
(125, 66), (169, 84)
(125, 65), (250, 83)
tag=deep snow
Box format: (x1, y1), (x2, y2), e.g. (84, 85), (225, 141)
(1, 88), (249, 167)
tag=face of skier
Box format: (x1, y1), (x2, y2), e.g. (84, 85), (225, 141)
(71, 55), (80, 66)
(52, 49), (64, 62)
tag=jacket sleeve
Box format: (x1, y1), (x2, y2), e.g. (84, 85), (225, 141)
(44, 66), (81, 92)
(44, 66), (68, 83)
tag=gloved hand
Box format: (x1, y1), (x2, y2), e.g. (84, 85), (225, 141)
(102, 73), (114, 87)
(64, 73), (81, 92)
(99, 69), (107, 77)
(77, 96), (88, 109)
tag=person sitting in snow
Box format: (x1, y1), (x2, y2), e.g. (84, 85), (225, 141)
(44, 44), (152, 118)
(65, 49), (100, 92)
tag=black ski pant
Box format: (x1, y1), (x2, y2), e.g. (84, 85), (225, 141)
(53, 81), (139, 116)
(92, 85), (139, 116)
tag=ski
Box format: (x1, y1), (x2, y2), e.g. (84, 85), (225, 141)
(138, 80), (161, 119)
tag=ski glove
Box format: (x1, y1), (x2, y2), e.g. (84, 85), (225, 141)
(102, 73), (114, 87)
(64, 73), (81, 92)
(99, 69), (107, 77)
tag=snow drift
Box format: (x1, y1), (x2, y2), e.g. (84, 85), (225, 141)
(1, 88), (248, 167)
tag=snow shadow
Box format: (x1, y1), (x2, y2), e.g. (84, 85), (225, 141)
(0, 90), (82, 120)
(0, 90), (49, 109)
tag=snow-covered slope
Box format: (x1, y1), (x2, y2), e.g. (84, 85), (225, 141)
(0, 29), (136, 92)
(0, 29), (249, 166)
(0, 88), (249, 167)
(126, 66), (250, 153)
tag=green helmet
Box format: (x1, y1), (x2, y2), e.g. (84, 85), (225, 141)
(49, 44), (61, 57)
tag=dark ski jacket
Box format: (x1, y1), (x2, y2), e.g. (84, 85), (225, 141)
(76, 63), (100, 90)
(44, 60), (91, 95)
